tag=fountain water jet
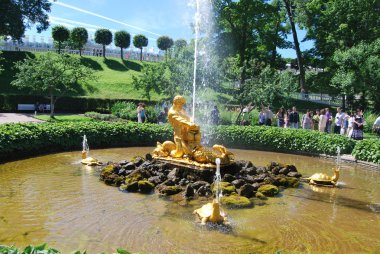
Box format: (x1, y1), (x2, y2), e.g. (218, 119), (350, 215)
(81, 135), (102, 166)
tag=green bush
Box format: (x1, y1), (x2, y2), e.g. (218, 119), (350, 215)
(207, 125), (356, 155)
(0, 122), (367, 163)
(0, 121), (172, 162)
(352, 139), (380, 164)
(84, 111), (118, 121)
(111, 101), (160, 123)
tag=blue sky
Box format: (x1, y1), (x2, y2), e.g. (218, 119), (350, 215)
(25, 0), (313, 57)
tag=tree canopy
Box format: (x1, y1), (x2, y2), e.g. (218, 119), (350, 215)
(0, 0), (51, 40)
(70, 27), (88, 56)
(133, 34), (148, 61)
(52, 26), (70, 54)
(95, 29), (113, 58)
(114, 31), (131, 59)
(157, 36), (174, 59)
(11, 53), (95, 117)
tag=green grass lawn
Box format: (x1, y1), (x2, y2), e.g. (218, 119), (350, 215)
(0, 51), (164, 101)
(34, 114), (94, 122)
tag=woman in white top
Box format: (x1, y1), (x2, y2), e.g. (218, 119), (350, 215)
(319, 109), (327, 132)
(347, 112), (355, 137)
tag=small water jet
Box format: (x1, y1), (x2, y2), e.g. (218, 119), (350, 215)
(81, 135), (102, 166)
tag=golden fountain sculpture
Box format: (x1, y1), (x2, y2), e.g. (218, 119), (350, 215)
(304, 168), (340, 187)
(193, 199), (228, 225)
(153, 95), (234, 168)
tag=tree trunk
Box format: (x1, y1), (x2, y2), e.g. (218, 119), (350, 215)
(284, 0), (305, 91)
(239, 19), (248, 86)
(79, 48), (82, 57)
(140, 48), (143, 61)
(103, 44), (106, 58)
(49, 92), (55, 118)
(121, 47), (123, 59)
(342, 94), (346, 111)
(58, 41), (61, 54)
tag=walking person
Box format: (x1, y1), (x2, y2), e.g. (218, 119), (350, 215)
(347, 112), (355, 138)
(319, 109), (327, 132)
(341, 111), (349, 135)
(325, 108), (332, 133)
(259, 107), (266, 126)
(313, 109), (320, 131)
(276, 108), (285, 127)
(137, 103), (147, 123)
(289, 106), (300, 128)
(265, 107), (273, 126)
(210, 105), (220, 125)
(373, 115), (380, 139)
(302, 109), (314, 130)
(351, 109), (365, 140)
(334, 107), (344, 134)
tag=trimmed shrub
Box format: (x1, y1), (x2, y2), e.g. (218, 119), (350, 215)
(84, 111), (118, 121)
(352, 139), (380, 164)
(207, 125), (356, 155)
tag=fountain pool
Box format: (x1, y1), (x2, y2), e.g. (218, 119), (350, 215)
(0, 147), (379, 253)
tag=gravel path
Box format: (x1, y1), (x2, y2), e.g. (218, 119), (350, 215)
(0, 113), (45, 124)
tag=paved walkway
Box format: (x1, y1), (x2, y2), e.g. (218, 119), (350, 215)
(0, 113), (44, 124)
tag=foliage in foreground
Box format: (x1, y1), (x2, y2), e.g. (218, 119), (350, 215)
(352, 139), (380, 164)
(0, 243), (137, 254)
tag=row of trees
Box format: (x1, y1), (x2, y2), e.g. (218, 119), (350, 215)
(51, 26), (176, 61)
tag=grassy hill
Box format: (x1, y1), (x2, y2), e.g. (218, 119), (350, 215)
(0, 51), (164, 101)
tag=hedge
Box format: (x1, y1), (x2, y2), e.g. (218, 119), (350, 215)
(352, 139), (380, 164)
(0, 94), (153, 113)
(0, 122), (363, 163)
(207, 125), (356, 155)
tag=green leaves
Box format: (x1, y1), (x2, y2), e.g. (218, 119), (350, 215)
(352, 140), (380, 164)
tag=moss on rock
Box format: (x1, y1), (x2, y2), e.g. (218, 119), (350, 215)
(138, 180), (155, 193)
(255, 191), (267, 200)
(125, 171), (143, 185)
(158, 185), (182, 196)
(220, 194), (253, 208)
(257, 184), (279, 197)
(277, 177), (300, 188)
(212, 182), (236, 195)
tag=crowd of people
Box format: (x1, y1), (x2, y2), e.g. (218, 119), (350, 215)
(136, 101), (380, 140)
(254, 106), (380, 140)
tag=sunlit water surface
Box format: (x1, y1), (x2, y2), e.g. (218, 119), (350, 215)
(0, 148), (379, 254)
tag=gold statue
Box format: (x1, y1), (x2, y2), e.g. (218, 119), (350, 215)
(193, 199), (228, 225)
(81, 150), (102, 166)
(304, 168), (340, 187)
(152, 95), (234, 166)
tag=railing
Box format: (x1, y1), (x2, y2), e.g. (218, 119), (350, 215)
(290, 92), (342, 106)
(0, 45), (164, 62)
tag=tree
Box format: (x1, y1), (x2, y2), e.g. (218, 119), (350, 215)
(0, 0), (51, 40)
(11, 53), (95, 117)
(157, 36), (174, 60)
(331, 39), (380, 111)
(282, 0), (306, 92)
(114, 30), (131, 59)
(174, 39), (187, 50)
(95, 29), (113, 58)
(70, 27), (88, 56)
(52, 26), (70, 54)
(132, 63), (173, 100)
(133, 34), (148, 61)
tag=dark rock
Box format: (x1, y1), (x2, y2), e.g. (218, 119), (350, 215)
(124, 181), (139, 192)
(140, 161), (152, 169)
(256, 167), (267, 174)
(183, 184), (194, 198)
(287, 172), (302, 178)
(271, 166), (280, 175)
(252, 182), (261, 191)
(118, 160), (129, 166)
(287, 164), (297, 172)
(279, 167), (290, 175)
(124, 162), (136, 171)
(240, 167), (257, 176)
(168, 168), (181, 179)
(148, 176), (165, 185)
(145, 153), (153, 161)
(197, 185), (212, 197)
(235, 160), (247, 169)
(133, 157), (144, 167)
(179, 178), (189, 186)
(242, 175), (255, 184)
(191, 181), (209, 190)
(253, 173), (267, 183)
(264, 176), (274, 185)
(138, 180), (155, 193)
(239, 184), (255, 198)
(162, 179), (176, 186)
(222, 173), (236, 182)
(231, 179), (246, 189)
(158, 185), (182, 196)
